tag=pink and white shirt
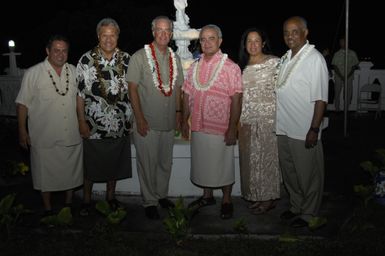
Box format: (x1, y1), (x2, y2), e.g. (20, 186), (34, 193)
(183, 51), (242, 136)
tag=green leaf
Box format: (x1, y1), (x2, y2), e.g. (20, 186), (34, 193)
(360, 160), (380, 178)
(0, 194), (16, 215)
(279, 233), (300, 242)
(233, 217), (249, 234)
(353, 184), (374, 197)
(57, 207), (73, 225)
(308, 217), (327, 230)
(96, 200), (111, 216)
(163, 197), (190, 244)
(40, 215), (59, 225)
(107, 209), (127, 224)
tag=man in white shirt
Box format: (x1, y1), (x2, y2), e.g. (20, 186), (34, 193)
(275, 16), (328, 229)
(16, 35), (83, 216)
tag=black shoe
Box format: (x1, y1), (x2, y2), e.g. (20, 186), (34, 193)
(42, 209), (54, 218)
(145, 206), (160, 220)
(220, 202), (234, 219)
(158, 198), (175, 209)
(290, 218), (308, 228)
(280, 210), (299, 220)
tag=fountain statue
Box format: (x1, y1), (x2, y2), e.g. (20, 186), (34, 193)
(0, 40), (24, 116)
(172, 0), (200, 71)
(2, 40), (22, 76)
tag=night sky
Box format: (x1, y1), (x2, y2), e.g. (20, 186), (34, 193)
(0, 0), (383, 73)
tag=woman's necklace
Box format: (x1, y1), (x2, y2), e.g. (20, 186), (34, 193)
(92, 47), (125, 104)
(192, 54), (227, 91)
(47, 65), (69, 96)
(144, 43), (177, 96)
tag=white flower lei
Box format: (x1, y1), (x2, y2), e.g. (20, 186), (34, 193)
(144, 44), (177, 96)
(192, 54), (228, 91)
(276, 42), (314, 89)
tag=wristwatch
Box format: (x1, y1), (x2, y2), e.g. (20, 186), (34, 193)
(309, 127), (320, 133)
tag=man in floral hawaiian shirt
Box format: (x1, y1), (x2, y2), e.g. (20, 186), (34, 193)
(76, 18), (132, 216)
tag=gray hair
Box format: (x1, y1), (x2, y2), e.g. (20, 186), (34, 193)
(284, 16), (308, 30)
(96, 18), (120, 35)
(199, 24), (223, 38)
(151, 16), (174, 32)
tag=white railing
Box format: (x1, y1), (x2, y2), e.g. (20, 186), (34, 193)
(327, 61), (385, 111)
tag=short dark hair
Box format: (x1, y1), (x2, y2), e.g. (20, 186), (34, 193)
(46, 34), (70, 50)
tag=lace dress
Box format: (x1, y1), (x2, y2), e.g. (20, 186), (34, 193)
(239, 57), (281, 202)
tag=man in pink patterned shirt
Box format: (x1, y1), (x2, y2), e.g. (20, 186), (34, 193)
(182, 24), (242, 219)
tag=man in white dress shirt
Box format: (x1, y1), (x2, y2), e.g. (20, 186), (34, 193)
(275, 16), (328, 229)
(16, 34), (83, 216)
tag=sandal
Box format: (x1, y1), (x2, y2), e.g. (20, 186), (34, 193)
(188, 196), (216, 210)
(252, 200), (276, 215)
(248, 201), (262, 209)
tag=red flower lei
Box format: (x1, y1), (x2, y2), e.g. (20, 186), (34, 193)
(149, 43), (173, 96)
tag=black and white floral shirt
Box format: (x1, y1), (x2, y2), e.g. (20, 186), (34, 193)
(77, 47), (132, 139)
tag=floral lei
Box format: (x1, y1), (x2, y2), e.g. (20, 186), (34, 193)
(91, 46), (125, 104)
(276, 42), (314, 89)
(192, 53), (227, 91)
(144, 43), (177, 96)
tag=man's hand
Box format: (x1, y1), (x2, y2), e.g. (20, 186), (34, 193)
(78, 120), (91, 138)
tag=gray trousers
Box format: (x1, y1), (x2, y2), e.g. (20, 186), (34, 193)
(277, 135), (324, 220)
(132, 126), (175, 207)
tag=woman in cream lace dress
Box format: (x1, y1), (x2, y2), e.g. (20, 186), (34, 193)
(238, 28), (281, 214)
